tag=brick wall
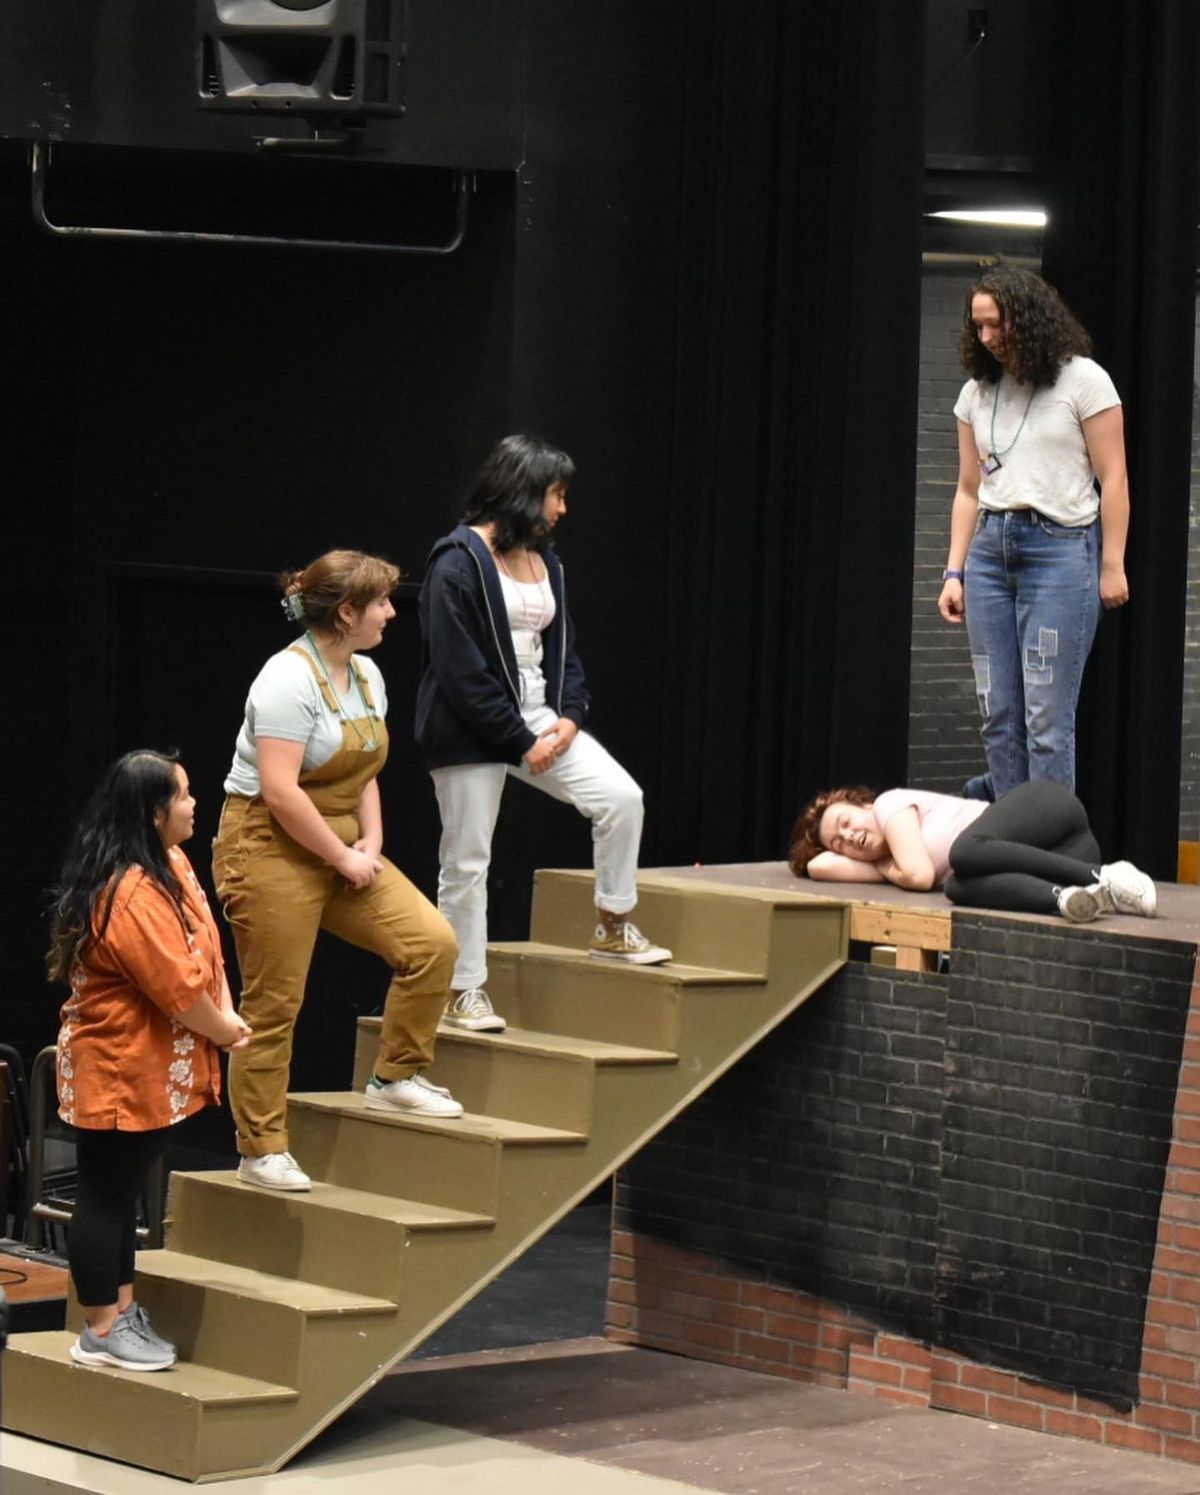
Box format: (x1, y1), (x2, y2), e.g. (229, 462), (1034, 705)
(610, 921), (1200, 1459)
(937, 915), (1189, 1406)
(617, 961), (946, 1336)
(909, 268), (981, 793)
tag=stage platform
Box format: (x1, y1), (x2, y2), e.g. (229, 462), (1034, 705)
(651, 860), (1193, 968)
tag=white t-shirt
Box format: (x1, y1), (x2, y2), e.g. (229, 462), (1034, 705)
(954, 355), (1120, 526)
(873, 789), (987, 885)
(224, 645), (387, 797)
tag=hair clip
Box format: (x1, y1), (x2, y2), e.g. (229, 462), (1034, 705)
(281, 593), (306, 622)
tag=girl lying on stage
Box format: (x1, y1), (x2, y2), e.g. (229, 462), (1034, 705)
(788, 779), (1156, 923)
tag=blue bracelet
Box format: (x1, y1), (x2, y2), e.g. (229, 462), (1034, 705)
(942, 569), (964, 581)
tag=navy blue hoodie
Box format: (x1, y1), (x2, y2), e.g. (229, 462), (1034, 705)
(415, 525), (590, 769)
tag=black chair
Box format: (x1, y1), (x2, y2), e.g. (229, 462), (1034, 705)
(26, 1047), (164, 1254)
(0, 1046), (31, 1242)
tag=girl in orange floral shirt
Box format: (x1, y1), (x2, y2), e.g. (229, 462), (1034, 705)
(47, 751), (251, 1371)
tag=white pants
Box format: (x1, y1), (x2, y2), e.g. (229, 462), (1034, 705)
(431, 706), (645, 990)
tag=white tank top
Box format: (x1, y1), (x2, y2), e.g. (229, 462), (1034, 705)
(498, 570), (557, 710)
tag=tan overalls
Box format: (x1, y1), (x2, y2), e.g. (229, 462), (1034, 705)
(213, 648), (456, 1158)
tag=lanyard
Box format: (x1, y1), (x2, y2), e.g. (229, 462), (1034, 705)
(988, 377), (1036, 461)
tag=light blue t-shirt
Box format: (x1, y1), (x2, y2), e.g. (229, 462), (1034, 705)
(224, 644), (387, 797)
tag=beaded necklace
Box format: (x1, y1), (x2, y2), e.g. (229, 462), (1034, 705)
(495, 549), (551, 633)
(304, 632), (380, 751)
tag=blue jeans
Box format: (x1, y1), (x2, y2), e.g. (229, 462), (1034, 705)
(965, 509), (1101, 799)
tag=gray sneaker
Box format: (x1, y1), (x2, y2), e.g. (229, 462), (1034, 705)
(71, 1312), (177, 1372)
(1057, 882), (1114, 924)
(122, 1302), (175, 1357)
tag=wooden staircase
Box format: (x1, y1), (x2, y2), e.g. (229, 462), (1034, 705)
(2, 869), (846, 1481)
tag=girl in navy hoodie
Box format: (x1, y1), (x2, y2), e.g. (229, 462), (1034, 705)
(416, 434), (672, 1033)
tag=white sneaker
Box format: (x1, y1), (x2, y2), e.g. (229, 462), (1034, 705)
(364, 1073), (464, 1118)
(237, 1151), (312, 1192)
(1100, 861), (1157, 918)
(1057, 882), (1115, 924)
(445, 988), (506, 1032)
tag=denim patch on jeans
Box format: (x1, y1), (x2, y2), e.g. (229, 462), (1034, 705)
(965, 509), (1101, 798)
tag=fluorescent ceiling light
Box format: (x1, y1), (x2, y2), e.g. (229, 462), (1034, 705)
(930, 208), (1047, 228)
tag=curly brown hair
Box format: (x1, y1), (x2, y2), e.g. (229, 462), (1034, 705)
(960, 263), (1092, 388)
(788, 786), (877, 877)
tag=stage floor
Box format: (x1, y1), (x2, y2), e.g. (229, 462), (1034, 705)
(6, 1338), (1200, 1495)
(652, 860), (1200, 945)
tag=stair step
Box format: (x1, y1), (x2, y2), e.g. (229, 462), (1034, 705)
(7, 1330), (296, 1405)
(135, 1249), (398, 1314)
(480, 943), (765, 1050)
(491, 939), (763, 984)
(165, 1171), (494, 1300)
(354, 1018), (680, 1130)
(170, 1169), (495, 1229)
(292, 1090), (587, 1144)
(530, 867), (785, 973)
(286, 1092), (587, 1216)
(360, 1013), (678, 1065)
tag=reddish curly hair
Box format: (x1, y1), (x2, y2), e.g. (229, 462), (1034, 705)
(788, 786), (877, 877)
(960, 263), (1092, 388)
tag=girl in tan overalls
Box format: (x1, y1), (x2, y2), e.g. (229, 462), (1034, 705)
(213, 550), (461, 1193)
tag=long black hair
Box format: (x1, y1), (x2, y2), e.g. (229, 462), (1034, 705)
(461, 434), (575, 553)
(47, 750), (186, 983)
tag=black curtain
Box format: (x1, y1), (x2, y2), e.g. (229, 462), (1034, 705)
(656, 1), (926, 865)
(1041, 1), (1199, 877)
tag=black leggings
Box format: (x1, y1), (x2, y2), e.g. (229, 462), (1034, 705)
(943, 780), (1102, 915)
(69, 1126), (170, 1307)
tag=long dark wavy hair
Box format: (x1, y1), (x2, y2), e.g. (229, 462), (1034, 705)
(47, 750), (186, 983)
(788, 786), (877, 877)
(960, 263), (1092, 387)
(461, 434), (575, 553)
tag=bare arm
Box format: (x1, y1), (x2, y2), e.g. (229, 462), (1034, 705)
(938, 421), (983, 625)
(258, 737), (377, 889)
(175, 993), (251, 1049)
(806, 851), (888, 883)
(881, 806), (937, 890)
(1083, 404), (1130, 610)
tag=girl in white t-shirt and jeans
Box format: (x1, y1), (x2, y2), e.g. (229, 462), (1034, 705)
(937, 265), (1131, 803)
(789, 780), (1156, 925)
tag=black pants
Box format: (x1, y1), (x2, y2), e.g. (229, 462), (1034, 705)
(69, 1126), (170, 1307)
(944, 780), (1102, 915)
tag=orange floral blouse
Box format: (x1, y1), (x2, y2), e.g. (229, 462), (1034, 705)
(56, 846), (226, 1131)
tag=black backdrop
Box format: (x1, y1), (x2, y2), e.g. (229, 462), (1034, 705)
(8, 0), (1195, 1092)
(656, 1), (925, 860)
(1041, 0), (1200, 878)
(9, 1), (928, 1085)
